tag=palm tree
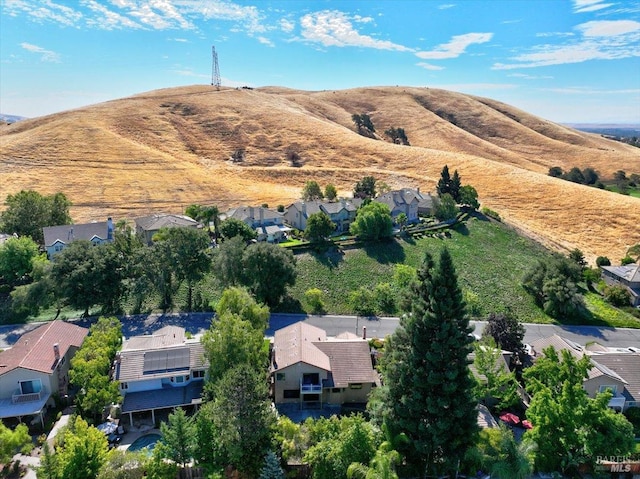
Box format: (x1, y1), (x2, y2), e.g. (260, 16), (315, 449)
(490, 428), (536, 479)
(347, 443), (401, 479)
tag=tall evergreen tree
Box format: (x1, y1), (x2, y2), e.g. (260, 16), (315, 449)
(377, 248), (478, 477)
(436, 165), (452, 197)
(450, 170), (461, 202)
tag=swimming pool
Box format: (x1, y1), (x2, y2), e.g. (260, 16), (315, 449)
(127, 433), (162, 453)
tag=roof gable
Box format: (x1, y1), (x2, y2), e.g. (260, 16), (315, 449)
(0, 321), (88, 376)
(134, 214), (198, 231)
(43, 221), (109, 247)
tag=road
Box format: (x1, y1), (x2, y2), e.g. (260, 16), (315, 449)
(1, 313), (639, 350)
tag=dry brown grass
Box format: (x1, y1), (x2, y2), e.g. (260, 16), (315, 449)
(1, 85), (639, 263)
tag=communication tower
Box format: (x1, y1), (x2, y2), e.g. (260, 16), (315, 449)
(211, 46), (221, 89)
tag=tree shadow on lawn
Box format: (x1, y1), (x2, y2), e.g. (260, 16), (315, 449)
(310, 247), (344, 270)
(363, 238), (405, 264)
(273, 295), (304, 314)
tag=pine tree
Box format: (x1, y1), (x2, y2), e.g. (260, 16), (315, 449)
(450, 169), (461, 202)
(436, 165), (451, 197)
(379, 248), (478, 477)
(259, 451), (285, 479)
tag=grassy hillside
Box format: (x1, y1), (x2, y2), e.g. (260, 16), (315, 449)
(285, 217), (640, 328)
(1, 85), (639, 263)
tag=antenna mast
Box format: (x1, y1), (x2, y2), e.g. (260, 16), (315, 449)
(211, 46), (221, 89)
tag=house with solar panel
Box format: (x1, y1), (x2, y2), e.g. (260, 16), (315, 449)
(270, 322), (379, 409)
(600, 263), (640, 306)
(0, 321), (88, 427)
(113, 326), (208, 427)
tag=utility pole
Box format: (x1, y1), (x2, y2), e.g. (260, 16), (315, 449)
(211, 46), (221, 89)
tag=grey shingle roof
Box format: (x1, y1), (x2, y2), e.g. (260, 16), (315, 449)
(602, 264), (640, 284)
(43, 221), (109, 247)
(134, 214), (198, 231)
(593, 353), (640, 403)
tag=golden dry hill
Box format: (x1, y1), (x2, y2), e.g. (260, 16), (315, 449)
(1, 85), (639, 262)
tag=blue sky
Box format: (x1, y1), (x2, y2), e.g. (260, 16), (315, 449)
(1, 0), (639, 123)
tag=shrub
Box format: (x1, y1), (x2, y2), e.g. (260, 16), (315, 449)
(304, 288), (325, 314)
(621, 256), (636, 266)
(374, 282), (395, 315)
(481, 207), (501, 222)
(596, 256), (611, 267)
(604, 285), (631, 307)
(624, 407), (640, 436)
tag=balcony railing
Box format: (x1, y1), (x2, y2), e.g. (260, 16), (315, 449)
(12, 386), (47, 404)
(300, 382), (322, 394)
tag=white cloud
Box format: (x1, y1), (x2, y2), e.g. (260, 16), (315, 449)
(494, 20), (640, 69)
(578, 20), (640, 37)
(573, 0), (613, 13)
(180, 1), (266, 35)
(83, 1), (141, 30)
(20, 42), (61, 62)
(417, 62), (445, 71)
(171, 38), (189, 42)
(438, 4), (456, 9)
(280, 18), (295, 33)
(299, 10), (412, 51)
(171, 67), (209, 79)
(5, 0), (82, 26)
(508, 73), (553, 80)
(257, 36), (274, 47)
(415, 32), (493, 60)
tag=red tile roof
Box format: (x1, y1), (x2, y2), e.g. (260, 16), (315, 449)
(0, 321), (88, 376)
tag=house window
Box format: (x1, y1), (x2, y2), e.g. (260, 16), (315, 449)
(121, 383), (128, 390)
(283, 390), (300, 399)
(349, 383), (363, 389)
(176, 376), (185, 383)
(332, 388), (342, 393)
(19, 379), (42, 395)
(276, 373), (285, 381)
(599, 385), (617, 394)
(192, 370), (205, 379)
(302, 373), (319, 385)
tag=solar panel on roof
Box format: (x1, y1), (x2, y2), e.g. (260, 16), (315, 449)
(143, 348), (190, 375)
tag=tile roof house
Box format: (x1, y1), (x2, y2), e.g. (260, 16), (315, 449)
(284, 198), (362, 233)
(270, 322), (379, 408)
(601, 263), (640, 306)
(374, 188), (435, 224)
(223, 206), (290, 243)
(0, 321), (88, 425)
(43, 218), (114, 258)
(134, 214), (199, 246)
(114, 326), (208, 426)
(530, 334), (630, 411)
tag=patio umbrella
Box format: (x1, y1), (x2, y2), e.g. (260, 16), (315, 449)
(499, 412), (520, 426)
(521, 419), (533, 429)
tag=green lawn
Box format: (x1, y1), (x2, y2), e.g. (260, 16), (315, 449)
(605, 184), (640, 198)
(582, 292), (640, 329)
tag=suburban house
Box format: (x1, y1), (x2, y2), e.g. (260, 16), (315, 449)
(374, 188), (435, 224)
(113, 326), (208, 426)
(0, 321), (88, 426)
(530, 335), (631, 411)
(134, 214), (199, 246)
(601, 263), (640, 306)
(0, 233), (18, 245)
(223, 206), (290, 242)
(284, 198), (362, 233)
(588, 352), (640, 411)
(270, 322), (379, 408)
(43, 218), (114, 258)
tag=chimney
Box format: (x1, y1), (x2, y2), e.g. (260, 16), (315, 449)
(301, 202), (307, 216)
(362, 327), (367, 340)
(107, 217), (114, 241)
(249, 206), (254, 222)
(68, 227), (74, 241)
(53, 343), (60, 361)
(341, 198), (346, 208)
(260, 207), (264, 224)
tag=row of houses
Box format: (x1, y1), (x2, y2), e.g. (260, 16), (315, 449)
(0, 320), (380, 428)
(41, 187), (436, 258)
(2, 320), (639, 431)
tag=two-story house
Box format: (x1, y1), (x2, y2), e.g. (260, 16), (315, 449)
(601, 263), (640, 306)
(114, 326), (208, 427)
(270, 322), (379, 409)
(530, 335), (632, 411)
(134, 214), (200, 246)
(43, 218), (115, 258)
(284, 198), (362, 233)
(374, 188), (435, 224)
(0, 321), (88, 426)
(223, 206), (289, 242)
